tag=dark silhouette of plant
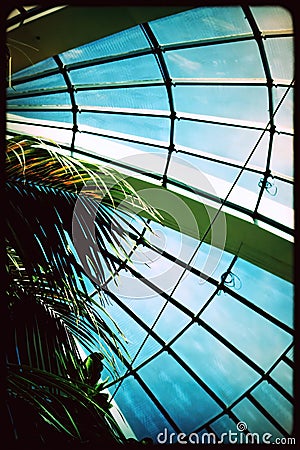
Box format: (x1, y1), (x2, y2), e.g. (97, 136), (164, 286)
(5, 134), (159, 446)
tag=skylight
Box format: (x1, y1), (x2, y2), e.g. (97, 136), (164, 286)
(6, 5), (294, 444)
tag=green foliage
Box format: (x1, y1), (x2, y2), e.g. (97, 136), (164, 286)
(5, 134), (160, 444)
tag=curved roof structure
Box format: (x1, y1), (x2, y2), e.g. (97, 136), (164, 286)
(6, 4), (294, 444)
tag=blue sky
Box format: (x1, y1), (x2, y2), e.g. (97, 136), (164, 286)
(6, 5), (294, 442)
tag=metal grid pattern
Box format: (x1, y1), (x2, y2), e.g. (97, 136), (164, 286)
(6, 5), (294, 443)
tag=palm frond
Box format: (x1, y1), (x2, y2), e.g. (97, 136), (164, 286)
(5, 133), (160, 443)
(7, 364), (126, 444)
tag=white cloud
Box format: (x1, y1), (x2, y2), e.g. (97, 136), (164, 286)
(167, 53), (201, 73)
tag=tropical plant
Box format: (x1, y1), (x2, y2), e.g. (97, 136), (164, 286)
(5, 134), (159, 446)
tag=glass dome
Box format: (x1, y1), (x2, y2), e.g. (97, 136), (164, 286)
(6, 5), (294, 444)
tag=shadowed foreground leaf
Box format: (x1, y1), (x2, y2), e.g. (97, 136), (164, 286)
(5, 133), (161, 444)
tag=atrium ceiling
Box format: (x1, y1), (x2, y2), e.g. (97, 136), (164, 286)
(6, 4), (295, 444)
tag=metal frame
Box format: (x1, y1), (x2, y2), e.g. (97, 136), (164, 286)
(6, 5), (294, 441)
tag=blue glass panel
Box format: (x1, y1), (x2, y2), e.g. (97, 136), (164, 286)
(119, 297), (165, 330)
(211, 415), (241, 443)
(78, 112), (170, 142)
(172, 271), (216, 314)
(172, 324), (259, 405)
(264, 37), (294, 81)
(70, 54), (162, 85)
(233, 258), (293, 328)
(7, 73), (65, 94)
(150, 6), (252, 45)
(60, 26), (150, 65)
(11, 57), (57, 81)
(165, 40), (264, 78)
(272, 86), (294, 132)
(7, 92), (70, 106)
(250, 6), (293, 31)
(112, 375), (177, 441)
(6, 110), (73, 124)
(175, 119), (268, 168)
(143, 220), (202, 265)
(130, 244), (187, 297)
(132, 335), (163, 368)
(270, 361), (293, 396)
(201, 292), (292, 371)
(153, 302), (190, 342)
(138, 352), (222, 433)
(102, 295), (160, 359)
(252, 382), (293, 433)
(173, 85), (269, 122)
(76, 86), (169, 110)
(232, 397), (284, 440)
(107, 266), (163, 302)
(286, 347), (294, 361)
(192, 242), (235, 283)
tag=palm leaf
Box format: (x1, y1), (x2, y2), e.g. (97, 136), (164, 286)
(5, 133), (161, 443)
(7, 364), (126, 443)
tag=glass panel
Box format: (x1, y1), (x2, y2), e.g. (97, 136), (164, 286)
(70, 54), (162, 85)
(107, 267), (162, 302)
(7, 73), (65, 94)
(232, 398), (284, 440)
(7, 92), (70, 106)
(174, 85), (269, 122)
(271, 135), (293, 178)
(6, 110), (73, 125)
(272, 86), (294, 132)
(60, 26), (150, 65)
(168, 151), (262, 212)
(258, 180), (293, 228)
(192, 243), (235, 283)
(75, 133), (167, 176)
(175, 119), (268, 169)
(172, 271), (217, 314)
(165, 40), (264, 78)
(252, 382), (293, 433)
(5, 120), (73, 146)
(78, 112), (170, 142)
(233, 257), (293, 328)
(201, 292), (292, 371)
(11, 57), (57, 81)
(286, 347), (294, 361)
(103, 295), (161, 359)
(270, 361), (293, 396)
(211, 415), (241, 443)
(153, 302), (191, 342)
(119, 297), (166, 329)
(132, 335), (163, 368)
(143, 220), (201, 266)
(250, 6), (293, 31)
(264, 37), (294, 81)
(172, 324), (259, 405)
(130, 247), (187, 297)
(150, 6), (252, 45)
(271, 175), (294, 209)
(76, 86), (169, 110)
(112, 375), (177, 442)
(138, 352), (222, 433)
